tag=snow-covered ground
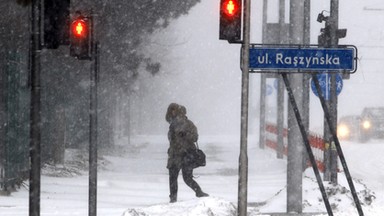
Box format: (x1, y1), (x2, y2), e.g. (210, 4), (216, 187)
(0, 135), (383, 215)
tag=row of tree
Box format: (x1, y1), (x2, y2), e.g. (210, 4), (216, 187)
(0, 0), (201, 191)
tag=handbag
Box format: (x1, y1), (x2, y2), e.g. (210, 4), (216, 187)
(184, 142), (206, 169)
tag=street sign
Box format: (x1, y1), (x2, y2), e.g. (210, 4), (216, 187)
(249, 46), (356, 72)
(311, 73), (343, 100)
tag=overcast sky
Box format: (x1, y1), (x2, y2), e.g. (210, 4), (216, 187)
(125, 0), (384, 136)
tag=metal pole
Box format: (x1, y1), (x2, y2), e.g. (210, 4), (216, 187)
(276, 78), (284, 159)
(259, 74), (266, 149)
(89, 41), (98, 216)
(259, 0), (268, 149)
(329, 0), (339, 184)
(282, 74), (334, 216)
(302, 0), (311, 170)
(89, 16), (98, 215)
(287, 0), (304, 213)
(29, 0), (42, 215)
(237, 0), (250, 215)
(323, 101), (332, 181)
(276, 0), (286, 159)
(312, 74), (364, 216)
(324, 0), (340, 183)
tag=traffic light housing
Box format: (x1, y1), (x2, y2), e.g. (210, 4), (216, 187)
(219, 0), (242, 42)
(70, 16), (92, 60)
(318, 24), (331, 47)
(317, 12), (347, 47)
(44, 0), (70, 49)
(318, 25), (347, 48)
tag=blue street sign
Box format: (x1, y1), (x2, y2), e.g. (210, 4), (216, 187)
(311, 73), (343, 100)
(249, 47), (356, 72)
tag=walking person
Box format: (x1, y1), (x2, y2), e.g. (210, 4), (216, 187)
(165, 103), (209, 203)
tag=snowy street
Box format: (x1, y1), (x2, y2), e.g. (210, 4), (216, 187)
(1, 135), (383, 215)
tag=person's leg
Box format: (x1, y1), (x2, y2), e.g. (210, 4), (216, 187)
(169, 166), (180, 203)
(182, 166), (209, 197)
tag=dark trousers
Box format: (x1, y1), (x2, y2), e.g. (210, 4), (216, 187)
(168, 165), (202, 201)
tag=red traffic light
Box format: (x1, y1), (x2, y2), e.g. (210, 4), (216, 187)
(222, 0), (238, 17)
(70, 16), (92, 60)
(71, 19), (87, 38)
(219, 0), (242, 42)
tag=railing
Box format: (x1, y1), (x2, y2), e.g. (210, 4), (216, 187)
(265, 122), (328, 172)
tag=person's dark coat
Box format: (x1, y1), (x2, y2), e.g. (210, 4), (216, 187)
(167, 115), (198, 169)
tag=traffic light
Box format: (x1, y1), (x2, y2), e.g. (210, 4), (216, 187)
(317, 12), (347, 47)
(219, 0), (242, 42)
(335, 28), (347, 43)
(318, 25), (347, 48)
(318, 24), (331, 47)
(70, 16), (92, 60)
(44, 0), (70, 49)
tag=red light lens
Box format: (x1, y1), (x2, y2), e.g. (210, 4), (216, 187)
(223, 0), (236, 16)
(72, 20), (87, 37)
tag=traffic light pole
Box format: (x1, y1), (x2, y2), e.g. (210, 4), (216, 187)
(68, 12), (98, 216)
(237, 0), (251, 216)
(29, 0), (42, 215)
(329, 0), (339, 184)
(88, 41), (99, 216)
(237, 0), (250, 216)
(88, 15), (98, 216)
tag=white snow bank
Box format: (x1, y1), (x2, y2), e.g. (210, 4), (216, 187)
(122, 197), (236, 216)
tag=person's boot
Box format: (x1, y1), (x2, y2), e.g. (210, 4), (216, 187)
(196, 190), (209, 198)
(170, 194), (177, 203)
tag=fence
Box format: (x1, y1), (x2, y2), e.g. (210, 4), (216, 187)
(265, 122), (327, 172)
